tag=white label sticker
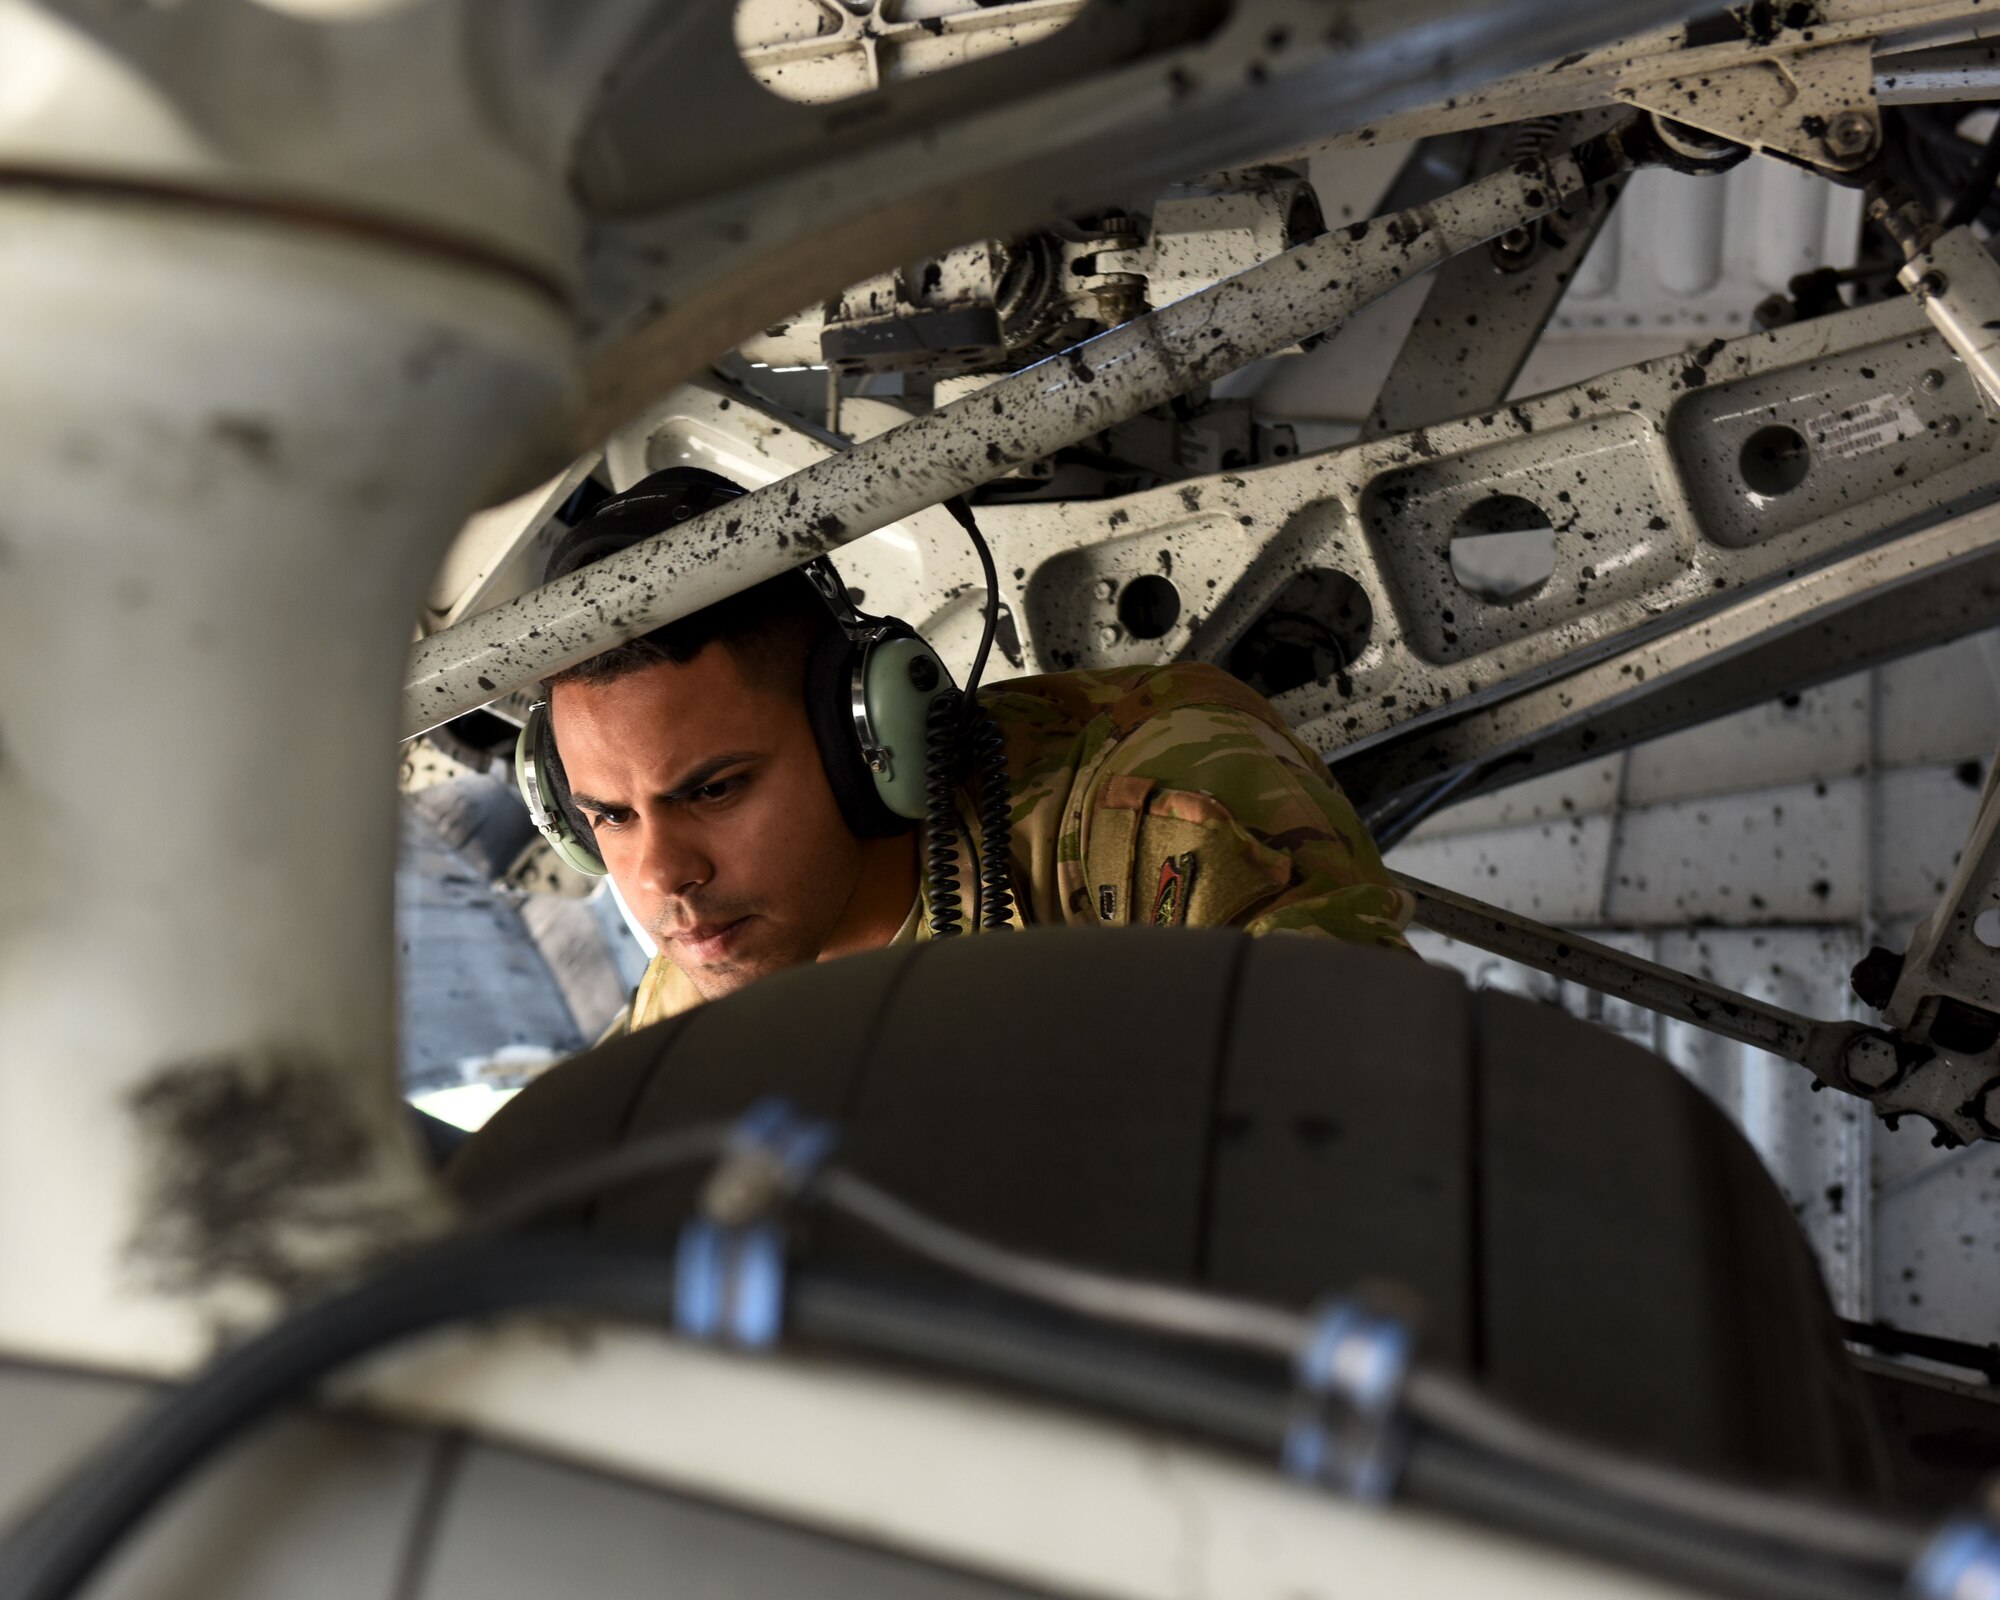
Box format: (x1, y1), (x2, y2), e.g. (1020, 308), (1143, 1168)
(1805, 393), (1922, 460)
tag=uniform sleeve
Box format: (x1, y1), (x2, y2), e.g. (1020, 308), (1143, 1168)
(1070, 700), (1414, 953)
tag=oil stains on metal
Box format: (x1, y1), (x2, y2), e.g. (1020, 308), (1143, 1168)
(208, 414), (279, 467)
(127, 1050), (407, 1300)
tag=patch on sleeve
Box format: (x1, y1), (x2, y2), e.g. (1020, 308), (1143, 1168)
(1151, 852), (1197, 926)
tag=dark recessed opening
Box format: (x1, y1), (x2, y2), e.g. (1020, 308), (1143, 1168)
(1117, 573), (1181, 639)
(1449, 494), (1558, 604)
(1739, 424), (1811, 497)
(1227, 568), (1373, 698)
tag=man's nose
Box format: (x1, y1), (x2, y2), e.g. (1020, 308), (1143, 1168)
(635, 816), (711, 903)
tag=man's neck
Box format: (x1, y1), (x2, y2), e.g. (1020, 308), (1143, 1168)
(817, 830), (920, 962)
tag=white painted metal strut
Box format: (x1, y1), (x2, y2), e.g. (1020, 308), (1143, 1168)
(0, 195), (571, 1374)
(401, 150), (1597, 739)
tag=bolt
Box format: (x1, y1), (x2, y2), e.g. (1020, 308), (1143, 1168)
(1843, 1033), (1904, 1092)
(1826, 110), (1878, 162)
(1922, 368), (1947, 392)
(1096, 623), (1122, 650)
(1919, 270), (1949, 300)
(1095, 578), (1118, 602)
(1942, 415), (1963, 438)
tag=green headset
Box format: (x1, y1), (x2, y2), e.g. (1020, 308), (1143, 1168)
(512, 467), (957, 878)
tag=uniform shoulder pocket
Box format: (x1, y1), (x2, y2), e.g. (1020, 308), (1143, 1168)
(1083, 774), (1291, 929)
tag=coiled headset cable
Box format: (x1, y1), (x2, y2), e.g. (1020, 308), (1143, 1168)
(922, 693), (968, 938)
(924, 496), (1015, 937)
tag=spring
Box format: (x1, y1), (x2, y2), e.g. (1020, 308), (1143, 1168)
(965, 701), (1016, 932)
(1507, 115), (1564, 163)
(924, 689), (966, 939)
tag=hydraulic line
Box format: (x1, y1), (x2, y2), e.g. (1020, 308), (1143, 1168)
(1404, 1441), (1901, 1600)
(789, 1271), (1289, 1453)
(818, 1168), (1302, 1357)
(2, 1154), (1933, 1600)
(0, 1236), (687, 1600)
(0, 1235), (1918, 1600)
(469, 1123), (729, 1234)
(1404, 1369), (1923, 1573)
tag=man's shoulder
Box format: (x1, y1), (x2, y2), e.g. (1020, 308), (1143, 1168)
(981, 662), (1283, 739)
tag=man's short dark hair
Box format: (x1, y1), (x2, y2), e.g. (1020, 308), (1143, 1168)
(542, 469), (834, 697)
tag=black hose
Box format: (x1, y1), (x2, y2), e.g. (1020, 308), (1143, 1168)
(1943, 107), (2000, 230)
(0, 1236), (684, 1600)
(1405, 1439), (1902, 1600)
(802, 1279), (1905, 1600)
(791, 1271), (1288, 1451)
(923, 689), (967, 938)
(0, 1226), (1921, 1600)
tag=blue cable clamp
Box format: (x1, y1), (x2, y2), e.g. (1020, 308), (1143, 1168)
(674, 1219), (788, 1349)
(1911, 1518), (2000, 1600)
(1282, 1299), (1413, 1502)
(674, 1097), (839, 1351)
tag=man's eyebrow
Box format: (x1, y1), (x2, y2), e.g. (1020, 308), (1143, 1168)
(661, 752), (760, 801)
(569, 752), (760, 815)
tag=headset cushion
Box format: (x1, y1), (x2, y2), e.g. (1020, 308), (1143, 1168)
(804, 627), (910, 840)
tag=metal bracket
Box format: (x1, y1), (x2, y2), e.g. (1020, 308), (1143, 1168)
(1902, 226), (2000, 410)
(1617, 41), (1881, 173)
(1363, 113), (1629, 441)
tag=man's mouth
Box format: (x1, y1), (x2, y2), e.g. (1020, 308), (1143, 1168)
(671, 916), (752, 965)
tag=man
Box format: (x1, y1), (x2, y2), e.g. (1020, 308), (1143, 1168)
(541, 469), (1413, 1032)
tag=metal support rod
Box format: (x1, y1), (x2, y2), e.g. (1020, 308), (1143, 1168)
(402, 149), (1598, 739)
(1398, 873), (1892, 1097)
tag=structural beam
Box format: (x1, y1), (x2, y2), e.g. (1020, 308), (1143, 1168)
(403, 150), (1600, 738)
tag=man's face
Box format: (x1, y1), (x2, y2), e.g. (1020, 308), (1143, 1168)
(548, 645), (869, 1000)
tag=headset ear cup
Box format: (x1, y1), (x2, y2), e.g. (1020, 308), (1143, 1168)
(540, 718), (608, 874)
(804, 627), (909, 840)
(528, 711), (608, 876)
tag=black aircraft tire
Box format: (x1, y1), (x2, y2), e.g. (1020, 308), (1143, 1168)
(451, 927), (1882, 1495)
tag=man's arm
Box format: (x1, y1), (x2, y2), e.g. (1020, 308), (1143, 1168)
(1069, 691), (1414, 952)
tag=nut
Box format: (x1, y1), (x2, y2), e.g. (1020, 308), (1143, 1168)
(1490, 226), (1539, 271)
(1826, 111), (1878, 162)
(1095, 578), (1118, 602)
(1096, 623), (1122, 650)
(1843, 1033), (1904, 1092)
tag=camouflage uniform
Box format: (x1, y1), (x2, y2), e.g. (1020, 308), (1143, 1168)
(625, 661), (1413, 1028)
